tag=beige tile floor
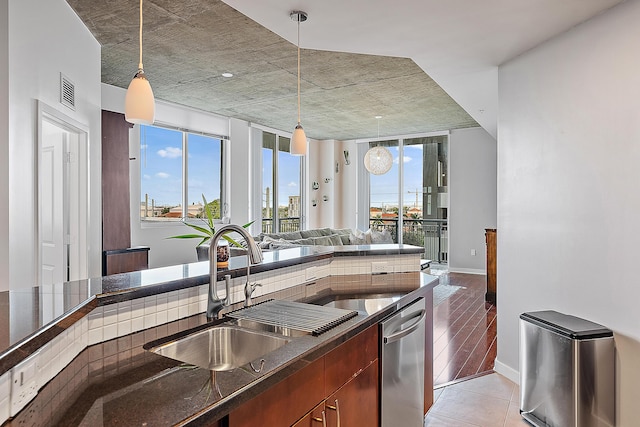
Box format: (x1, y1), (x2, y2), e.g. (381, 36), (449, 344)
(425, 373), (530, 427)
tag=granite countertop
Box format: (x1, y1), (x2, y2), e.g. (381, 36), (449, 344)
(51, 273), (439, 426)
(0, 244), (424, 376)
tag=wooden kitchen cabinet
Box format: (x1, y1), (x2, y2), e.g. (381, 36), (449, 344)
(292, 402), (327, 427)
(325, 361), (378, 427)
(227, 356), (325, 427)
(228, 325), (379, 427)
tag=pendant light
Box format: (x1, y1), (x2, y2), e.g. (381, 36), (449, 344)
(125, 0), (155, 125)
(364, 116), (393, 175)
(290, 11), (308, 156)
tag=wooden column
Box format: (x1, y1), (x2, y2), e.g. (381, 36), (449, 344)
(101, 110), (149, 275)
(485, 228), (497, 303)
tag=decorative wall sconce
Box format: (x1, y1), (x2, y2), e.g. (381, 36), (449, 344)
(335, 162), (339, 173)
(312, 181), (319, 190)
(343, 150), (350, 165)
(323, 195), (329, 202)
(324, 178), (331, 183)
(312, 199), (317, 207)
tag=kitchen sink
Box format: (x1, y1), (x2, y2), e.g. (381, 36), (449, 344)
(145, 325), (291, 371)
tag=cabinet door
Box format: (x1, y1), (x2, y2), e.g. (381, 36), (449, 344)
(324, 325), (378, 396)
(325, 361), (379, 427)
(292, 402), (328, 427)
(228, 356), (325, 427)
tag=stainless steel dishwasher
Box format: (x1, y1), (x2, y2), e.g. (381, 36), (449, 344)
(380, 297), (426, 427)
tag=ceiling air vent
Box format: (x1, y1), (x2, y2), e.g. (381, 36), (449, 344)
(60, 73), (75, 111)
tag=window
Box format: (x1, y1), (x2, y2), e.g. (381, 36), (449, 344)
(261, 132), (303, 233)
(366, 134), (449, 262)
(140, 124), (224, 222)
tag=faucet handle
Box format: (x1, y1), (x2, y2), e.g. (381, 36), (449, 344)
(244, 282), (262, 307)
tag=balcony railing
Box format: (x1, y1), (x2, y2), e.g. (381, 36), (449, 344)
(369, 218), (448, 263)
(262, 217), (301, 234)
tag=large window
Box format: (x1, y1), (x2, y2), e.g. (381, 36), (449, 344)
(368, 134), (448, 262)
(140, 124), (224, 221)
(262, 132), (302, 233)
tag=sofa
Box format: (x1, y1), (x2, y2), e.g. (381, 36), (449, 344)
(256, 227), (393, 250)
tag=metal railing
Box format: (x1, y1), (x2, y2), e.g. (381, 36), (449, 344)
(262, 217), (301, 234)
(369, 218), (448, 263)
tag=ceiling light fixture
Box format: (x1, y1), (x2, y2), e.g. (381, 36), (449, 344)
(125, 0), (155, 125)
(290, 11), (308, 156)
(222, 72), (233, 78)
(364, 116), (393, 175)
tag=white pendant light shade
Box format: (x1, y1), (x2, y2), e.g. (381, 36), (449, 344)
(125, 69), (155, 124)
(125, 0), (155, 125)
(291, 123), (307, 155)
(364, 146), (393, 175)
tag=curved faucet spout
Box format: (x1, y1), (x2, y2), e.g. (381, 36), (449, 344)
(207, 224), (263, 320)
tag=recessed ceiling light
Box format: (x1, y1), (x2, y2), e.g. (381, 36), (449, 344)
(222, 72), (233, 78)
(375, 115), (382, 119)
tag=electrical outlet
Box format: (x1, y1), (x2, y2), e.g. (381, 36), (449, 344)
(371, 262), (393, 274)
(10, 351), (40, 416)
(471, 249), (477, 256)
(305, 266), (317, 281)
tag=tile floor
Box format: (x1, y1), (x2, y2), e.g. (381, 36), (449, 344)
(425, 373), (530, 427)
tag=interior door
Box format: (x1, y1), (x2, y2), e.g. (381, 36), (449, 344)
(38, 105), (87, 287)
(40, 120), (67, 286)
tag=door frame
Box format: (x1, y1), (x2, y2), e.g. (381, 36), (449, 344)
(36, 100), (90, 285)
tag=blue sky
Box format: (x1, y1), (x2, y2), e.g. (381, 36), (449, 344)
(370, 144), (425, 208)
(140, 125), (222, 208)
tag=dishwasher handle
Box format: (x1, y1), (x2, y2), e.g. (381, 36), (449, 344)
(383, 309), (426, 344)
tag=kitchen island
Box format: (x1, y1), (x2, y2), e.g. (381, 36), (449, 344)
(0, 245), (437, 426)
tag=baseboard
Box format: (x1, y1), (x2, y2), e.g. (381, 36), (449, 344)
(494, 358), (519, 385)
(447, 267), (485, 275)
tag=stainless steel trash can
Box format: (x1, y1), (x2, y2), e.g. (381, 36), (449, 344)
(519, 311), (615, 427)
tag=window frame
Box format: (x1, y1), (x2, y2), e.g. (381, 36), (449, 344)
(139, 122), (228, 227)
(260, 130), (305, 233)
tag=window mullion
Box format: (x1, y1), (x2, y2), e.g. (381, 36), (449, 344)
(182, 132), (188, 218)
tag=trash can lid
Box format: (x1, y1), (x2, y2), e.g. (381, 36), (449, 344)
(520, 310), (613, 339)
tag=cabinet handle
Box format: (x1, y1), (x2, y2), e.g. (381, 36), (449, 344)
(312, 410), (326, 427)
(326, 399), (340, 427)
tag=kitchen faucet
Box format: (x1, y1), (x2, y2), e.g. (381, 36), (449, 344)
(207, 224), (263, 320)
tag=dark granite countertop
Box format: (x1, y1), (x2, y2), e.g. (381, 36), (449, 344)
(51, 273), (439, 426)
(0, 244), (424, 376)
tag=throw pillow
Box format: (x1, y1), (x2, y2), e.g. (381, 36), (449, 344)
(370, 228), (393, 244)
(328, 234), (343, 246)
(309, 235), (334, 246)
(349, 229), (367, 245)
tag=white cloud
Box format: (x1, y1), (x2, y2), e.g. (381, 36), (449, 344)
(143, 174), (151, 179)
(141, 144), (148, 149)
(156, 172), (170, 178)
(157, 147), (182, 158)
(394, 156), (412, 164)
(288, 181), (298, 187)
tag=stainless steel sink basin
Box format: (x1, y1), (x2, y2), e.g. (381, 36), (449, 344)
(146, 325), (291, 371)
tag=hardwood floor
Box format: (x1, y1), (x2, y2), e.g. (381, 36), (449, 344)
(430, 269), (497, 388)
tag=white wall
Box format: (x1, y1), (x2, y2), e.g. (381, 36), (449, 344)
(4, 0), (101, 290)
(0, 0), (9, 290)
(449, 127), (497, 273)
(334, 140), (358, 229)
(307, 140), (337, 229)
(497, 1), (640, 424)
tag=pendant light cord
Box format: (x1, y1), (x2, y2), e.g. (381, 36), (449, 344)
(138, 0), (144, 70)
(296, 18), (301, 124)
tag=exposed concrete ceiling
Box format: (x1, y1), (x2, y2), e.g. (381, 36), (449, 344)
(66, 0), (623, 140)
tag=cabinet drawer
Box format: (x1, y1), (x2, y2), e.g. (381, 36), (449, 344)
(324, 325), (378, 396)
